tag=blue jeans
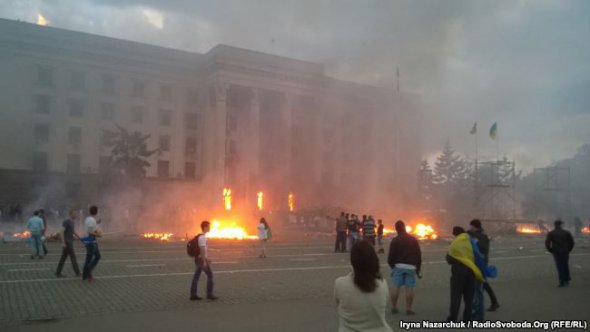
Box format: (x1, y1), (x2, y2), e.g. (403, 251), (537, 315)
(82, 243), (101, 279)
(30, 234), (43, 257)
(190, 259), (214, 297)
(472, 281), (485, 321)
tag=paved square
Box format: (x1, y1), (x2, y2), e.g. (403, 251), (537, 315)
(1, 235), (589, 331)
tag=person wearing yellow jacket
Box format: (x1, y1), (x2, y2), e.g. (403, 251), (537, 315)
(446, 226), (485, 322)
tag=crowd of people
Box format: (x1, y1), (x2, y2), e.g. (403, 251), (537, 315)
(24, 206), (103, 282)
(333, 217), (576, 331)
(17, 206), (577, 330)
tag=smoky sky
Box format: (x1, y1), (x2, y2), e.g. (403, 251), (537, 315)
(2, 0), (589, 172)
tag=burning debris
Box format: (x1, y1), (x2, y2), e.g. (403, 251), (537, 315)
(580, 227), (589, 234)
(382, 223), (438, 240)
(516, 224), (542, 235)
(207, 220), (257, 240)
(142, 233), (174, 241)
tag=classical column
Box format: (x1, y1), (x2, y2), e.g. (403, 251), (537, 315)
(249, 88), (261, 185)
(205, 82), (229, 197)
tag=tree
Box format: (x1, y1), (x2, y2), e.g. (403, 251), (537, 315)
(103, 126), (156, 181)
(417, 160), (434, 209)
(433, 141), (469, 187)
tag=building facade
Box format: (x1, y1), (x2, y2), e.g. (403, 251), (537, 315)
(0, 19), (422, 213)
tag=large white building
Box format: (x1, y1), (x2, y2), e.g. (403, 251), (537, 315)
(0, 18), (422, 213)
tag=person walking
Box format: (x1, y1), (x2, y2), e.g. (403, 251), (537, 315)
(334, 212), (348, 252)
(388, 220), (422, 315)
(545, 220), (575, 287)
(25, 210), (45, 259)
(334, 240), (393, 332)
(468, 219), (500, 311)
(38, 208), (49, 256)
(190, 221), (218, 301)
(82, 206), (102, 282)
(56, 209), (81, 277)
(258, 218), (269, 258)
(446, 226), (485, 322)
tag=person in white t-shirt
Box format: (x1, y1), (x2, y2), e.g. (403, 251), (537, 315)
(334, 240), (393, 332)
(189, 221), (218, 301)
(82, 205), (102, 282)
(258, 218), (270, 258)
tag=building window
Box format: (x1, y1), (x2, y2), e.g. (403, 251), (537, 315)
(185, 136), (197, 156)
(32, 152), (48, 172)
(35, 95), (52, 114)
(34, 124), (49, 142)
(157, 160), (170, 178)
(131, 106), (144, 123)
(99, 156), (111, 173)
(185, 112), (199, 130)
(102, 74), (116, 95)
(160, 85), (173, 101)
(70, 70), (86, 91)
(185, 162), (196, 179)
(66, 154), (81, 174)
(186, 88), (199, 106)
(132, 79), (146, 98)
(68, 99), (85, 117)
(36, 65), (53, 87)
(101, 102), (116, 120)
(159, 135), (170, 152)
(67, 127), (82, 145)
(159, 109), (172, 126)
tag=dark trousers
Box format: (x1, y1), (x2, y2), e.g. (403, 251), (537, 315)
(190, 258), (214, 297)
(483, 281), (499, 306)
(334, 231), (347, 252)
(553, 252), (571, 284)
(56, 242), (80, 276)
(448, 269), (475, 322)
(82, 243), (101, 279)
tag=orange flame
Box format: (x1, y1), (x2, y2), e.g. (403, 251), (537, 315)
(257, 191), (263, 211)
(516, 224), (541, 234)
(288, 193), (294, 212)
(13, 231), (31, 239)
(37, 14), (49, 26)
(383, 223), (437, 240)
(207, 220), (257, 240)
(582, 227), (590, 234)
(142, 233), (174, 241)
(223, 188), (232, 211)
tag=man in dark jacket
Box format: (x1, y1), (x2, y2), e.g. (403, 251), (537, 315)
(545, 220), (575, 287)
(388, 220), (422, 315)
(468, 219), (499, 311)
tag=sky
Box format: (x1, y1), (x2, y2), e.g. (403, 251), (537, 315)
(2, 0), (589, 173)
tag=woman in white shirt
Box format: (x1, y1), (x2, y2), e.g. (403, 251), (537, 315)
(257, 218), (269, 258)
(334, 240), (393, 332)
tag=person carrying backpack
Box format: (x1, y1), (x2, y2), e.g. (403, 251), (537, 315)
(188, 221), (218, 301)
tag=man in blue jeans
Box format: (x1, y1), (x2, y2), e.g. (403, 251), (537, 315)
(25, 210), (45, 259)
(190, 221), (218, 301)
(82, 206), (102, 282)
(388, 220), (422, 315)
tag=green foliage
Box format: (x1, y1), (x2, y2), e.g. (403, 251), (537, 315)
(103, 126), (156, 180)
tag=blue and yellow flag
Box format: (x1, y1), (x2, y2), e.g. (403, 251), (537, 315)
(448, 233), (485, 282)
(489, 122), (498, 140)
